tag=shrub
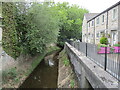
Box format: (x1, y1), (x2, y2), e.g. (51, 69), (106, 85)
(100, 37), (108, 45)
(114, 44), (120, 47)
(97, 44), (108, 51)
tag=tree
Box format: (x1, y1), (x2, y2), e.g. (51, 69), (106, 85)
(2, 2), (88, 58)
(2, 2), (60, 58)
(53, 2), (89, 46)
(26, 3), (59, 54)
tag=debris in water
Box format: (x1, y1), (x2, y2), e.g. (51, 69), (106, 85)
(38, 80), (41, 82)
(34, 76), (37, 80)
(48, 59), (54, 66)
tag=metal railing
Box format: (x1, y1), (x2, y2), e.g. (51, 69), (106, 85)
(70, 41), (120, 81)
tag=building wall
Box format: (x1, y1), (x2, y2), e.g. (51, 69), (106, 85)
(108, 6), (118, 31)
(108, 6), (119, 45)
(82, 16), (88, 42)
(95, 12), (107, 44)
(87, 21), (94, 44)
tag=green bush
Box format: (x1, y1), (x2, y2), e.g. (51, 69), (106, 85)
(114, 44), (120, 47)
(100, 37), (108, 45)
(97, 44), (108, 51)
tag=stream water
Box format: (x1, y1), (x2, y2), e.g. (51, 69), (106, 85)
(20, 52), (59, 88)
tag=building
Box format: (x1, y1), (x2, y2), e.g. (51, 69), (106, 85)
(82, 13), (98, 43)
(82, 1), (120, 46)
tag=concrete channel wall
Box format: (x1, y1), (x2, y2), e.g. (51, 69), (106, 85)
(65, 42), (119, 89)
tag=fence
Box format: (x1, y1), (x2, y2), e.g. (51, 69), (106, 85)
(70, 41), (120, 81)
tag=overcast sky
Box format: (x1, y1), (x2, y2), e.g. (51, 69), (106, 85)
(54, 0), (120, 13)
(2, 0), (119, 13)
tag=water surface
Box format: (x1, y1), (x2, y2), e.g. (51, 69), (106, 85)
(20, 52), (59, 88)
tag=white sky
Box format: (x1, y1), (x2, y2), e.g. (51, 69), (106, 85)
(2, 0), (119, 13)
(54, 0), (120, 13)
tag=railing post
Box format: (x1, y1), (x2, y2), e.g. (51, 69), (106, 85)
(104, 47), (107, 71)
(86, 43), (87, 57)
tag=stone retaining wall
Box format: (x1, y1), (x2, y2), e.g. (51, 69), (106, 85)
(65, 42), (118, 89)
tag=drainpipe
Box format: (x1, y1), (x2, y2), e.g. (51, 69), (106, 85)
(86, 22), (88, 43)
(0, 25), (1, 90)
(118, 4), (120, 89)
(106, 11), (109, 44)
(106, 11), (108, 30)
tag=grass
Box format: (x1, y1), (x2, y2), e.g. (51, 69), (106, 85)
(14, 77), (20, 83)
(2, 67), (18, 84)
(59, 49), (70, 66)
(70, 80), (75, 88)
(63, 59), (69, 66)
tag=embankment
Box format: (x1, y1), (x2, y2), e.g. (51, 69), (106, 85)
(57, 49), (78, 88)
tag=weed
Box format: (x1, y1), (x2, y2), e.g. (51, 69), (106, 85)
(14, 77), (20, 83)
(8, 67), (17, 78)
(2, 67), (18, 84)
(70, 80), (75, 88)
(63, 59), (69, 66)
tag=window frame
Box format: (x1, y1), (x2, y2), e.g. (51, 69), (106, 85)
(88, 22), (90, 27)
(113, 8), (117, 20)
(91, 20), (94, 26)
(102, 15), (104, 23)
(96, 17), (99, 25)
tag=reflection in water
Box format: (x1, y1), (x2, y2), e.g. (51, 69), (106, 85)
(20, 53), (59, 88)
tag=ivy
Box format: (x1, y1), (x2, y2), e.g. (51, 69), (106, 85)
(2, 2), (21, 59)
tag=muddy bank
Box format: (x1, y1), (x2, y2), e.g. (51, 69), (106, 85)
(2, 46), (60, 88)
(2, 53), (45, 88)
(57, 49), (78, 88)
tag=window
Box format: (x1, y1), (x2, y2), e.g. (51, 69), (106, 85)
(97, 33), (99, 37)
(96, 17), (99, 24)
(89, 22), (90, 27)
(102, 15), (104, 23)
(92, 21), (94, 26)
(113, 9), (117, 19)
(101, 32), (105, 37)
